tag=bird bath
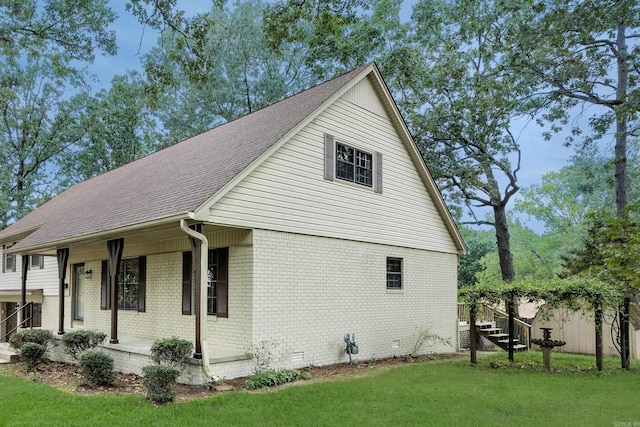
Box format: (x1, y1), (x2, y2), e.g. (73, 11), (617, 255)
(531, 327), (566, 371)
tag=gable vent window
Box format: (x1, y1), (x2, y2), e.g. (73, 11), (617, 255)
(336, 142), (372, 187)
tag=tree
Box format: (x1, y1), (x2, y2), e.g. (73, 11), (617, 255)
(509, 0), (640, 368)
(57, 71), (159, 185)
(0, 0), (117, 67)
(406, 0), (539, 292)
(457, 227), (495, 288)
(476, 220), (562, 286)
(144, 0), (315, 145)
(0, 59), (87, 227)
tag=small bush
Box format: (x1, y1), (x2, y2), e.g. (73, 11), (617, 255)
(19, 342), (47, 370)
(245, 368), (310, 390)
(142, 365), (181, 403)
(78, 350), (115, 386)
(9, 329), (53, 350)
(150, 337), (193, 368)
(61, 330), (107, 360)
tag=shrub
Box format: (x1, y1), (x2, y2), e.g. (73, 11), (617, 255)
(9, 329), (53, 350)
(19, 342), (47, 370)
(142, 365), (181, 403)
(150, 337), (193, 368)
(78, 350), (115, 386)
(61, 330), (107, 360)
(245, 368), (310, 390)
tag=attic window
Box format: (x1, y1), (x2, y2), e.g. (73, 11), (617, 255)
(336, 143), (372, 187)
(324, 134), (382, 193)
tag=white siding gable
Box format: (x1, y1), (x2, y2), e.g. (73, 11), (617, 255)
(208, 78), (458, 254)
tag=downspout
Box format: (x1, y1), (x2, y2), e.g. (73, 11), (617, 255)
(179, 219), (212, 380)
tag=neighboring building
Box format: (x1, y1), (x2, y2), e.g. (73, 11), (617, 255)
(0, 249), (56, 341)
(0, 63), (466, 382)
(531, 305), (640, 359)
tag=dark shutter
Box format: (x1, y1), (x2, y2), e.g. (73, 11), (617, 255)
(216, 247), (229, 318)
(375, 152), (383, 194)
(324, 133), (335, 181)
(39, 255), (44, 269)
(182, 251), (192, 315)
(100, 260), (110, 310)
(137, 256), (146, 313)
(2, 245), (5, 273)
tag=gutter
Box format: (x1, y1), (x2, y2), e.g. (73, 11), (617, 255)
(179, 218), (212, 380)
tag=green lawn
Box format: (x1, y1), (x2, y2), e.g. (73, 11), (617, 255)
(1, 353), (639, 426)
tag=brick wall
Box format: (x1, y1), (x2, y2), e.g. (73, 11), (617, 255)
(251, 229), (458, 370)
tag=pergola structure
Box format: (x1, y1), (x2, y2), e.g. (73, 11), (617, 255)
(460, 278), (626, 371)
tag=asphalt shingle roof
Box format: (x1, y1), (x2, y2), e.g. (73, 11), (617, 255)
(0, 64), (372, 251)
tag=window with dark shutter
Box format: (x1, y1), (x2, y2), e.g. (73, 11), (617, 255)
(100, 260), (110, 310)
(375, 152), (383, 194)
(216, 247), (228, 318)
(207, 247), (229, 317)
(137, 256), (146, 313)
(182, 251), (192, 315)
(324, 133), (335, 181)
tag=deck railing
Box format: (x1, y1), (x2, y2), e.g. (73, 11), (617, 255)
(0, 302), (33, 342)
(458, 302), (531, 349)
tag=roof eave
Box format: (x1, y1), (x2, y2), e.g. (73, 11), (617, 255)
(5, 212), (194, 255)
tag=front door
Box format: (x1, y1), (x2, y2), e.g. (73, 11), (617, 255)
(73, 264), (85, 322)
(3, 302), (19, 342)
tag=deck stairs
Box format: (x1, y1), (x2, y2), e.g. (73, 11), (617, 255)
(476, 321), (528, 353)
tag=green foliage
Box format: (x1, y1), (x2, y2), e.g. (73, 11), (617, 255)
(18, 342), (46, 370)
(149, 337), (193, 368)
(61, 330), (107, 361)
(245, 368), (310, 389)
(142, 365), (180, 404)
(78, 350), (115, 386)
(458, 227), (495, 288)
(0, 0), (117, 65)
(9, 329), (52, 350)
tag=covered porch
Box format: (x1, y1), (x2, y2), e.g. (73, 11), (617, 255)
(46, 332), (252, 384)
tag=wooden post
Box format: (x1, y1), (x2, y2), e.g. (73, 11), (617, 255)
(508, 295), (515, 362)
(595, 300), (603, 371)
(20, 255), (28, 328)
(107, 239), (124, 344)
(189, 224), (205, 359)
(470, 302), (477, 365)
(56, 248), (69, 335)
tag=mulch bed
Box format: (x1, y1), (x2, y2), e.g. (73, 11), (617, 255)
(1, 353), (464, 402)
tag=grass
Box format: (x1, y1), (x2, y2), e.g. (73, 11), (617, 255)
(1, 352), (640, 426)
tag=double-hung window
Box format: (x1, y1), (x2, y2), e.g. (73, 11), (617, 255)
(386, 257), (402, 290)
(101, 256), (146, 312)
(207, 248), (229, 317)
(2, 244), (15, 273)
(336, 143), (373, 187)
(118, 258), (140, 310)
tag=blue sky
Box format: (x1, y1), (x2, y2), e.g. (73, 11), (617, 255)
(91, 1), (578, 232)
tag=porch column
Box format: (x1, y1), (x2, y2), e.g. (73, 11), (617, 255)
(189, 224), (205, 359)
(20, 255), (28, 328)
(57, 248), (69, 335)
(107, 238), (124, 344)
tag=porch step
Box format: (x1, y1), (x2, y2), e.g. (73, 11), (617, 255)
(0, 348), (18, 363)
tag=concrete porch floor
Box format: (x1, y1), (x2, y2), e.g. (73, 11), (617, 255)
(99, 334), (251, 363)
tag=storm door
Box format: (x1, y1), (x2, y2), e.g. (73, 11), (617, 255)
(73, 264), (85, 322)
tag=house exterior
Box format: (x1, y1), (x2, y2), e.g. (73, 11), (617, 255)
(0, 63), (466, 382)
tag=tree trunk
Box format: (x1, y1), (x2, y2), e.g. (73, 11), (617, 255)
(493, 205), (515, 283)
(615, 18), (630, 370)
